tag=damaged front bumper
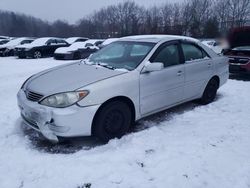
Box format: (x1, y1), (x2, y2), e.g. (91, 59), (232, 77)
(17, 89), (100, 143)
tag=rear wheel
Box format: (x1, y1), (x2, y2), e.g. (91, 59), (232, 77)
(199, 78), (219, 105)
(92, 101), (132, 142)
(33, 51), (42, 59)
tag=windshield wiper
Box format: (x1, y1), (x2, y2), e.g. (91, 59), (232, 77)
(98, 63), (115, 70)
(81, 59), (115, 70)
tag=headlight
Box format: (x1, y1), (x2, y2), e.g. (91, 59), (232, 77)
(39, 91), (89, 108)
(25, 48), (31, 51)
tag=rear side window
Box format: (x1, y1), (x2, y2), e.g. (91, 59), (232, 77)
(77, 39), (87, 42)
(56, 39), (67, 45)
(85, 43), (94, 47)
(151, 44), (181, 68)
(181, 43), (209, 61)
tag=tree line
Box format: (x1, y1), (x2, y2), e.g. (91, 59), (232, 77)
(0, 0), (249, 39)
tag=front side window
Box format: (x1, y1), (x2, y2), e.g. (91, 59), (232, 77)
(182, 43), (209, 61)
(150, 44), (181, 68)
(21, 40), (33, 45)
(88, 41), (155, 70)
(46, 39), (56, 45)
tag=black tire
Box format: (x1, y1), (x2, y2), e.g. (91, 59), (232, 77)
(92, 101), (132, 142)
(33, 51), (42, 59)
(199, 78), (219, 105)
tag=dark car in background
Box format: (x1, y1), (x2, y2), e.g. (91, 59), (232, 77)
(54, 40), (101, 60)
(223, 27), (250, 75)
(16, 37), (69, 58)
(0, 37), (34, 56)
(65, 37), (89, 44)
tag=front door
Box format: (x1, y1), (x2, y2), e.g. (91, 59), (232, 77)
(140, 42), (185, 115)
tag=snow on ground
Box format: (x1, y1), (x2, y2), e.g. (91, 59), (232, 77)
(0, 57), (250, 188)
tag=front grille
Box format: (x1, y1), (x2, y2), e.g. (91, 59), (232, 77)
(26, 90), (44, 102)
(229, 57), (250, 65)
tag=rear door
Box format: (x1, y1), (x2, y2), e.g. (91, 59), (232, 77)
(181, 42), (213, 100)
(140, 41), (185, 115)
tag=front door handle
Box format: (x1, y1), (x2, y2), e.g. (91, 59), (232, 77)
(177, 71), (183, 76)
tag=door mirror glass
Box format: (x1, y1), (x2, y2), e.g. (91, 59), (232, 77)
(142, 62), (164, 73)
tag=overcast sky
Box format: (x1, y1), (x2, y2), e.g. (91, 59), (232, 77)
(0, 0), (172, 23)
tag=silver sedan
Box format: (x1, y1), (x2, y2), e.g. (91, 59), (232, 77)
(17, 35), (229, 143)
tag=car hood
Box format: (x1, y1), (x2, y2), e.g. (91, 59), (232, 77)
(17, 43), (37, 49)
(55, 47), (74, 54)
(228, 27), (250, 48)
(25, 62), (127, 95)
(0, 44), (14, 49)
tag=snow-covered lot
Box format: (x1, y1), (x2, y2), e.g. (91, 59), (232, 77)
(0, 57), (250, 188)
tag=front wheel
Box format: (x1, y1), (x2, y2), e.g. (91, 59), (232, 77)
(33, 51), (42, 59)
(92, 101), (132, 142)
(199, 78), (219, 105)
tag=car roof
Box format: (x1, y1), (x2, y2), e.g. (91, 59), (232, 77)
(119, 35), (199, 43)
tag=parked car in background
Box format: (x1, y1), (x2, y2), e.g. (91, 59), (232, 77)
(202, 39), (227, 54)
(223, 27), (250, 75)
(0, 39), (10, 45)
(54, 41), (99, 60)
(0, 37), (34, 56)
(99, 38), (119, 48)
(66, 37), (89, 44)
(17, 35), (228, 143)
(15, 37), (69, 58)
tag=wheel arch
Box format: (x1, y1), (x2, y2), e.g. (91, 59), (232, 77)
(91, 96), (136, 134)
(210, 75), (220, 88)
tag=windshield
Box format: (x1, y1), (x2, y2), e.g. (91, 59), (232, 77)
(31, 38), (50, 45)
(233, 46), (250, 51)
(88, 41), (155, 70)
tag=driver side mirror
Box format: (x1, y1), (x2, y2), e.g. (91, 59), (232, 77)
(142, 62), (164, 73)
